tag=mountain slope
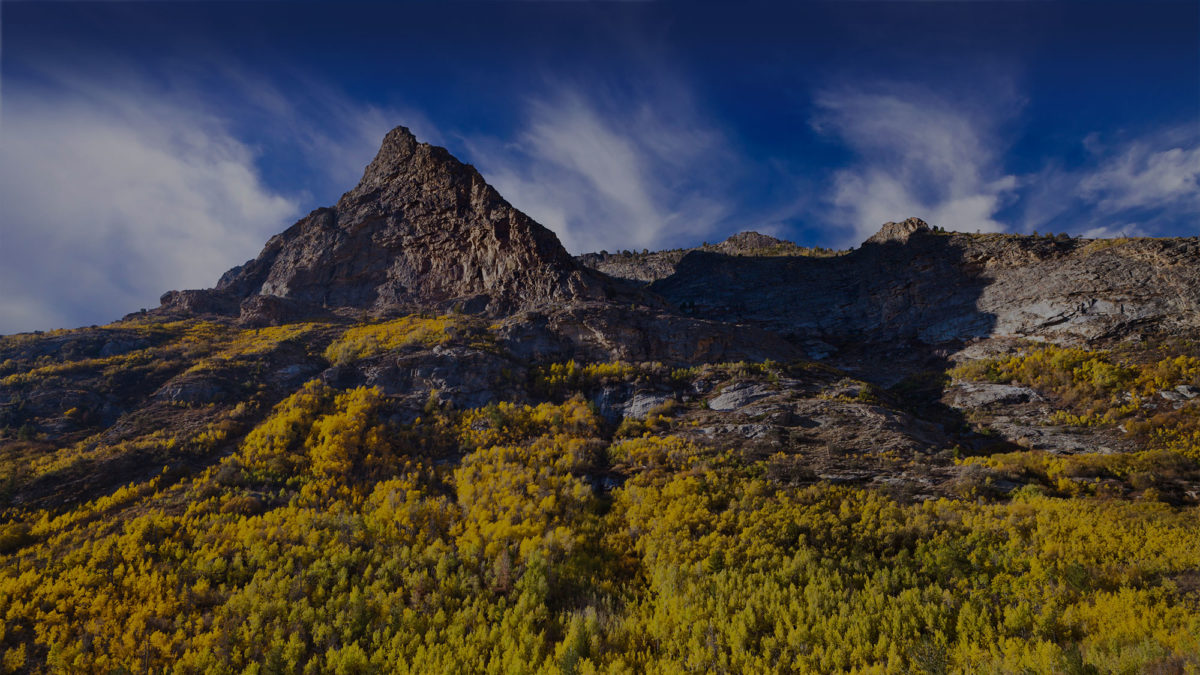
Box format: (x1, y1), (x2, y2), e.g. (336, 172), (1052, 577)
(3, 129), (1200, 673)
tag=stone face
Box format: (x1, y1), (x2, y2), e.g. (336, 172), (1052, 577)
(160, 126), (611, 321)
(576, 249), (687, 284)
(647, 228), (1200, 348)
(710, 231), (791, 255)
(494, 303), (802, 366)
(624, 391), (673, 419)
(154, 377), (227, 405)
(942, 372), (1135, 455)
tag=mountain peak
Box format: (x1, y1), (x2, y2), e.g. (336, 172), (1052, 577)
(158, 126), (609, 323)
(352, 125), (423, 189)
(346, 125), (471, 201)
(863, 217), (931, 246)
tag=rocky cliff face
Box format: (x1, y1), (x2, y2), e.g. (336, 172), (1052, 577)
(160, 127), (612, 323)
(140, 126), (1200, 393)
(626, 219), (1200, 351)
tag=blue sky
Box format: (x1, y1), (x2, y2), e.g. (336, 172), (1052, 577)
(1, 1), (1197, 333)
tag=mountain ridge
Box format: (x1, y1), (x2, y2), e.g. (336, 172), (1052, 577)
(644, 223), (1200, 351)
(158, 126), (616, 325)
(146, 126), (1200, 368)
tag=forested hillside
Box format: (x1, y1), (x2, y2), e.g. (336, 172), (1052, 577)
(3, 126), (1200, 673)
(3, 315), (1200, 673)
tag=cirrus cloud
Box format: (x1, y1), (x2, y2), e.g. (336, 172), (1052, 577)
(811, 82), (1023, 244)
(1022, 125), (1200, 236)
(0, 82), (301, 334)
(0, 58), (430, 335)
(460, 79), (792, 255)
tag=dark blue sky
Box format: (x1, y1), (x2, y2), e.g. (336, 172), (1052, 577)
(1, 1), (1197, 333)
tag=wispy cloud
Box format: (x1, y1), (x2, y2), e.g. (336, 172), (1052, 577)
(1082, 144), (1200, 213)
(1077, 224), (1149, 239)
(0, 61), (426, 334)
(461, 81), (782, 254)
(0, 84), (299, 333)
(812, 81), (1199, 243)
(811, 82), (1022, 244)
(205, 65), (440, 199)
(4, 51), (1194, 337)
(1022, 125), (1200, 237)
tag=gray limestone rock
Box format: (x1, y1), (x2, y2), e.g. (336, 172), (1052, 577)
(624, 391), (673, 419)
(1159, 389), (1189, 402)
(863, 217), (931, 245)
(154, 378), (227, 404)
(708, 382), (774, 412)
(591, 385), (632, 423)
(948, 382), (1044, 409)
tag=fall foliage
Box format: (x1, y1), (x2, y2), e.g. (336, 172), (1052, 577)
(2, 321), (1199, 673)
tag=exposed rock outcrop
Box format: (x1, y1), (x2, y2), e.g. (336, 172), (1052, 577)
(494, 303), (801, 365)
(863, 217), (931, 245)
(575, 249), (687, 284)
(154, 123), (1199, 360)
(648, 226), (1200, 348)
(159, 126), (613, 322)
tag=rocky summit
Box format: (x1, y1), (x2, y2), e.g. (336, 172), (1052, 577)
(159, 126), (613, 324)
(4, 127), (1200, 672)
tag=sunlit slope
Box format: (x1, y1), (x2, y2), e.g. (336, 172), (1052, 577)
(1, 317), (1200, 672)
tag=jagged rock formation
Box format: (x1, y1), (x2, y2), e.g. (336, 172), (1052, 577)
(575, 249), (688, 284)
(635, 225), (1200, 350)
(160, 126), (613, 323)
(156, 125), (1200, 359)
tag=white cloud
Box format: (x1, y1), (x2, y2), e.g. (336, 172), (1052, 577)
(0, 86), (299, 334)
(812, 83), (1021, 243)
(461, 83), (757, 254)
(1079, 224), (1149, 239)
(1080, 143), (1200, 213)
(0, 57), (434, 334)
(1022, 126), (1200, 236)
(209, 66), (441, 198)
